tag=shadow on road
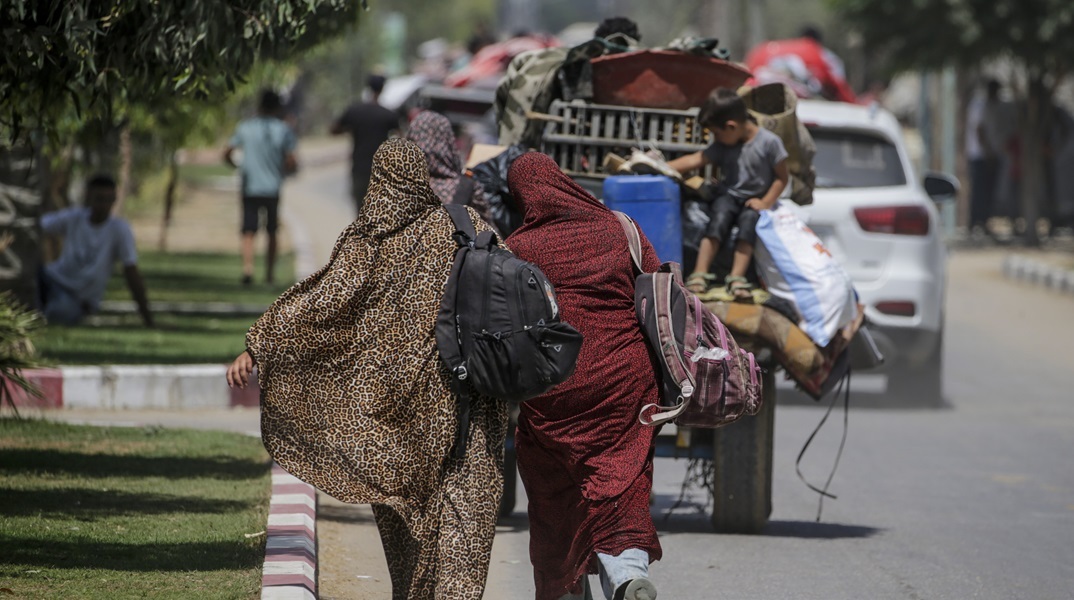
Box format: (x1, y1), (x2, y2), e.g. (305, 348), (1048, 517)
(317, 503), (376, 525)
(776, 388), (954, 411)
(761, 520), (883, 539)
(495, 512), (531, 533)
(651, 511), (883, 539)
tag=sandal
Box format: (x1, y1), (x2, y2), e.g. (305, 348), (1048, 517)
(685, 272), (715, 294)
(725, 275), (754, 301)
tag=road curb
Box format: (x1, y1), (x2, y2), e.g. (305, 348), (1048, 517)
(1002, 254), (1074, 295)
(262, 463), (319, 600)
(3, 365), (260, 410)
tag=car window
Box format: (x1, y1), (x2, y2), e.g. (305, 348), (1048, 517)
(808, 128), (907, 188)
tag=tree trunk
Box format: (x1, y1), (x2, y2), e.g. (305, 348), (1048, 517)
(158, 151), (179, 252)
(113, 124), (133, 216)
(1020, 76), (1051, 247)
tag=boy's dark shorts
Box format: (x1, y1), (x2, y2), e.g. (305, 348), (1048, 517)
(241, 195), (280, 234)
(705, 192), (759, 245)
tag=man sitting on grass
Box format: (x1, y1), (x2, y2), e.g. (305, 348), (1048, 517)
(39, 174), (153, 327)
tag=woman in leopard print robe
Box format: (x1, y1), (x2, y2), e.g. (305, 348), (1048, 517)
(227, 138), (508, 599)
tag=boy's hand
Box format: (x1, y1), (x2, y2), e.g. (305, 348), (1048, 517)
(746, 197), (767, 211)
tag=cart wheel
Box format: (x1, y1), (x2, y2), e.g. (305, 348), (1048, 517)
(710, 370), (776, 533)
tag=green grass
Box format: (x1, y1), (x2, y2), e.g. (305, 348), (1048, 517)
(178, 163), (238, 186)
(0, 418), (271, 599)
(34, 251), (295, 365)
(105, 251), (295, 306)
(35, 313), (255, 365)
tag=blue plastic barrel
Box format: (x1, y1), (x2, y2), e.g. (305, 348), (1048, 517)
(603, 175), (683, 265)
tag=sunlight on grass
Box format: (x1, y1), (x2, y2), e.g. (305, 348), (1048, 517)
(34, 250), (296, 365)
(36, 313), (254, 365)
(0, 419), (271, 599)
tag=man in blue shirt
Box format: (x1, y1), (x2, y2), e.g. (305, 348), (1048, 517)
(224, 89), (298, 286)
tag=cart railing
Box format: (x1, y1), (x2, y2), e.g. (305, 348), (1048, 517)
(539, 99), (715, 181)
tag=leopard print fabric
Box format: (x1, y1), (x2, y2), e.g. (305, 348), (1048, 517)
(247, 138), (508, 599)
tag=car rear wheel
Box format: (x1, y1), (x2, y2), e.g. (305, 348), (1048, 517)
(886, 331), (944, 406)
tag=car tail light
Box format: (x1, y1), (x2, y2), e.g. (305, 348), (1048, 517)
(875, 301), (916, 317)
(853, 206), (930, 236)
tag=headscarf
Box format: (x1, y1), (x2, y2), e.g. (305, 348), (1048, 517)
(507, 151), (610, 232)
(406, 110), (462, 203)
(248, 138), (467, 506)
(504, 152), (664, 599)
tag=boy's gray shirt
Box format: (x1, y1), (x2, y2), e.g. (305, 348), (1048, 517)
(703, 127), (788, 200)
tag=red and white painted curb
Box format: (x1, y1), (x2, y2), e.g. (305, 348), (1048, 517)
(262, 463), (318, 600)
(2, 365), (260, 410)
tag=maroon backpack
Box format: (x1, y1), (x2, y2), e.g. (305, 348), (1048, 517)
(614, 212), (763, 428)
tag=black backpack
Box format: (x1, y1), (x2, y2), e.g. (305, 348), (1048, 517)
(435, 204), (583, 457)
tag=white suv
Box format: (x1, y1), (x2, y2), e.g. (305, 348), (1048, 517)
(795, 99), (956, 403)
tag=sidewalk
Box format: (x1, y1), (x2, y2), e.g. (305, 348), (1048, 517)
(6, 138), (354, 600)
(22, 138), (1073, 600)
(951, 233), (1074, 296)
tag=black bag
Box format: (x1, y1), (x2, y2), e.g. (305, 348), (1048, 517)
(468, 144), (527, 236)
(451, 173), (476, 206)
(435, 204), (583, 457)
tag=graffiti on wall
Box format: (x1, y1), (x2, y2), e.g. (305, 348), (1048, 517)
(0, 145), (43, 309)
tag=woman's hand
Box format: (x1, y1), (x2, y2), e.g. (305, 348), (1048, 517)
(226, 351), (255, 388)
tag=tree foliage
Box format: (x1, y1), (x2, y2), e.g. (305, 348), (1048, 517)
(831, 0), (1074, 243)
(0, 0), (363, 142)
(830, 0), (1074, 83)
(0, 291), (43, 415)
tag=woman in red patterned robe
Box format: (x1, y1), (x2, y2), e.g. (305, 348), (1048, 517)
(505, 151), (663, 600)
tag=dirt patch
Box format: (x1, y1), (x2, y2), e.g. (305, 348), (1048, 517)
(127, 183), (293, 256)
(316, 495), (392, 599)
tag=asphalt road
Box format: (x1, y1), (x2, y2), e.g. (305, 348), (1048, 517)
(47, 157), (1072, 599)
(283, 160), (1074, 599)
(485, 249), (1074, 600)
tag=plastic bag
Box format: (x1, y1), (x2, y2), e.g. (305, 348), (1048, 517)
(469, 144), (528, 237)
(753, 202), (857, 347)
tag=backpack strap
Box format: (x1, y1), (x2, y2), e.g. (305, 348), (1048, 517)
(612, 211), (644, 274)
(445, 202), (499, 251)
(452, 174), (476, 206)
(444, 203), (477, 247)
(437, 204), (478, 459)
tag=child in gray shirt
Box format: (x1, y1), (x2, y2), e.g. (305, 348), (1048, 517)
(668, 87), (789, 298)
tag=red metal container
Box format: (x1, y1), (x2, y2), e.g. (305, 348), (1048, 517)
(590, 50), (753, 110)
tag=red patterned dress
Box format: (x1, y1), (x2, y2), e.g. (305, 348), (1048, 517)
(505, 152), (663, 599)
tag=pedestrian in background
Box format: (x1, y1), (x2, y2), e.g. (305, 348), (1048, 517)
(965, 79), (1015, 236)
(38, 174), (153, 327)
(330, 74), (401, 215)
(227, 139), (507, 599)
(505, 152), (662, 600)
(223, 89), (298, 286)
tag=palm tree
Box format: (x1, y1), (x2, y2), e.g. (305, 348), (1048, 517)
(0, 292), (43, 417)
